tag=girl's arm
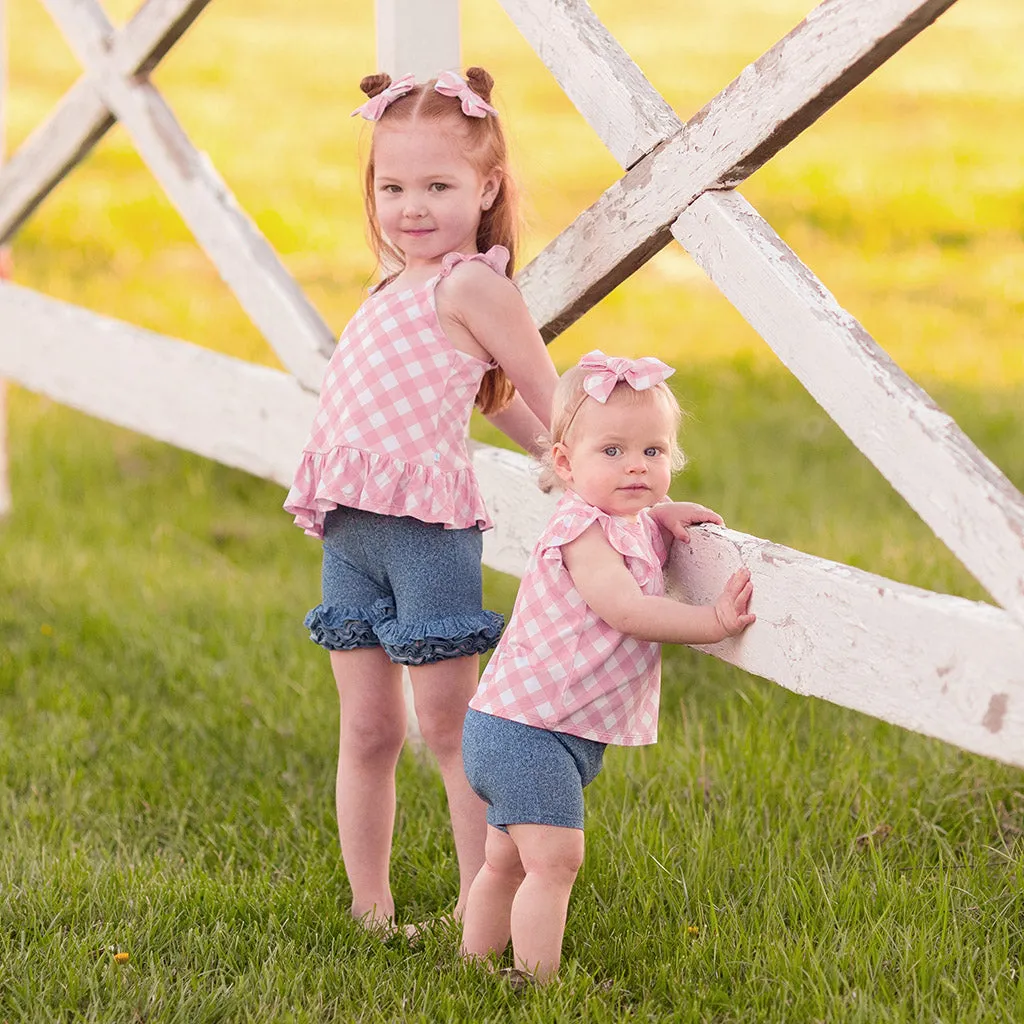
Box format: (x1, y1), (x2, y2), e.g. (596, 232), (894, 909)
(483, 392), (547, 457)
(439, 265), (559, 428)
(561, 523), (755, 646)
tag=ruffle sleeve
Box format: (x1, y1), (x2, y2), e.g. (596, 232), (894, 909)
(438, 244), (511, 279)
(538, 492), (664, 587)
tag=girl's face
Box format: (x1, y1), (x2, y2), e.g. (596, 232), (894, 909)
(372, 123), (500, 270)
(553, 388), (676, 519)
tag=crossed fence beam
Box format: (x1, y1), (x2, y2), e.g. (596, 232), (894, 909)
(1, 0), (1022, 764)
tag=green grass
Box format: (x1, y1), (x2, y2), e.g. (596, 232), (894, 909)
(3, 0), (1024, 1019)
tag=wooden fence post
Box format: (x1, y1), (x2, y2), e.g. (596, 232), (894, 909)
(376, 0), (459, 79)
(374, 0), (462, 745)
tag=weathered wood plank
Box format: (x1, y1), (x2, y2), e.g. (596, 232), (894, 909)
(116, 0), (213, 76)
(0, 0), (211, 244)
(516, 0), (959, 339)
(376, 0), (460, 80)
(0, 82), (113, 244)
(669, 526), (1024, 769)
(37, 0), (335, 392)
(671, 189), (1024, 624)
(0, 284), (316, 486)
(495, 0), (681, 169)
(473, 441), (559, 578)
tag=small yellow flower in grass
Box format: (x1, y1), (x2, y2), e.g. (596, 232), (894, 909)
(687, 926), (699, 936)
(114, 952), (130, 964)
(40, 624), (53, 636)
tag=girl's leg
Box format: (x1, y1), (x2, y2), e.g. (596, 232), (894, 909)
(330, 647), (405, 926)
(409, 654), (488, 915)
(460, 824), (525, 963)
(506, 823), (585, 982)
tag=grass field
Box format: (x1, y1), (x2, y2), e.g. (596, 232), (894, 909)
(2, 0), (1024, 1020)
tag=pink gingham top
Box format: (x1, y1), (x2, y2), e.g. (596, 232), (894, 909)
(284, 246), (509, 538)
(470, 489), (669, 746)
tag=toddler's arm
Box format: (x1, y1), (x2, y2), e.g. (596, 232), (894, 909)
(562, 523), (755, 646)
(649, 501), (724, 546)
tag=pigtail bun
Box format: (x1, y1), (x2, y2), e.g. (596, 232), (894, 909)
(464, 67), (494, 104)
(360, 73), (392, 98)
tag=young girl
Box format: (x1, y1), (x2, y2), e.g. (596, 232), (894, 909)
(284, 67), (559, 935)
(460, 351), (756, 983)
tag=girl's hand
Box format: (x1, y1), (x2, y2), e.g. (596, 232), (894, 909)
(713, 568), (756, 637)
(651, 501), (725, 544)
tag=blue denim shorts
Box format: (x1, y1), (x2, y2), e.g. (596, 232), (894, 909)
(304, 505), (504, 665)
(462, 708), (606, 831)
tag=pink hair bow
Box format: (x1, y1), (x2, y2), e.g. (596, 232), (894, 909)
(434, 70), (499, 118)
(351, 73), (416, 121)
(578, 350), (675, 403)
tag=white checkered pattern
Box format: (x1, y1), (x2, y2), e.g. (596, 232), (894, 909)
(471, 490), (669, 746)
(284, 247), (510, 538)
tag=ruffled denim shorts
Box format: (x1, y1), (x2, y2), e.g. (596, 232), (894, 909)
(304, 505), (504, 665)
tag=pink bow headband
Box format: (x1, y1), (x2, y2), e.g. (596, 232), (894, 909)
(578, 350), (675, 403)
(352, 71), (499, 121)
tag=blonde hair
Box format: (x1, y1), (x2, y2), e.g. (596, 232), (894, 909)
(537, 364), (686, 492)
(358, 67), (518, 415)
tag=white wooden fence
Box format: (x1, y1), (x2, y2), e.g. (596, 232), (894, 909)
(1, 0), (1022, 765)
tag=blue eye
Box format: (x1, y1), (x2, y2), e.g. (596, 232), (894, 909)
(644, 447), (661, 457)
(603, 446), (621, 457)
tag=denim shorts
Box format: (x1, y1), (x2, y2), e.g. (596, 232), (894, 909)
(462, 708), (606, 831)
(304, 505), (504, 665)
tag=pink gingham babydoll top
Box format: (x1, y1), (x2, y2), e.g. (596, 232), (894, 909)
(470, 488), (669, 746)
(285, 246), (509, 538)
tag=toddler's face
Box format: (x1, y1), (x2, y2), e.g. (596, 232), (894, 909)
(554, 388), (675, 518)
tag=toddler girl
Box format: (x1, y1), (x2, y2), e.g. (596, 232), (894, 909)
(460, 350), (755, 982)
(284, 68), (559, 935)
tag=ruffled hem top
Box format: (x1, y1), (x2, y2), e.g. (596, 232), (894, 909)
(284, 246), (511, 538)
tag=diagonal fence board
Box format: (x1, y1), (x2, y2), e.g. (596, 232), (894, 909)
(0, 0), (212, 243)
(36, 0), (335, 392)
(669, 528), (1024, 769)
(672, 190), (1024, 624)
(515, 0), (959, 340)
(495, 0), (681, 169)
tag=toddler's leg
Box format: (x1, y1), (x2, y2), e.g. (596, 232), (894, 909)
(507, 823), (585, 982)
(460, 824), (525, 963)
(410, 655), (488, 915)
(330, 647), (405, 927)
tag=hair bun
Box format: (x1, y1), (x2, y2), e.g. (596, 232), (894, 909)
(360, 73), (392, 98)
(464, 67), (494, 104)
